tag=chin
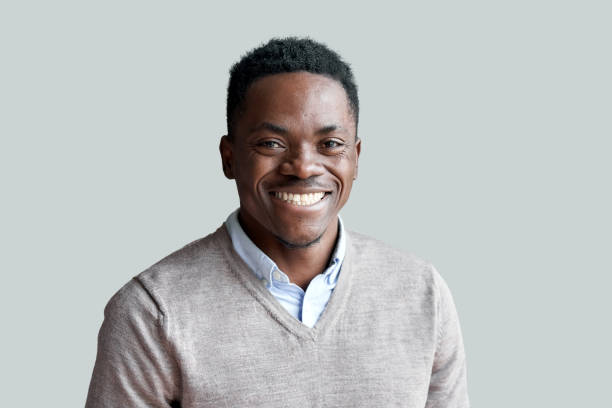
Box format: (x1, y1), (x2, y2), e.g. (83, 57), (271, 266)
(272, 224), (327, 249)
(274, 233), (324, 249)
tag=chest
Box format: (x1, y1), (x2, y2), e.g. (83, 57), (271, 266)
(172, 294), (436, 407)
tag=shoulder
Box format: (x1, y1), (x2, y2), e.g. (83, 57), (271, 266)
(139, 225), (229, 282)
(114, 225), (233, 313)
(345, 229), (449, 295)
(102, 277), (159, 324)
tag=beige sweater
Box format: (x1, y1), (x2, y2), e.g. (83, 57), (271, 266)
(86, 225), (469, 407)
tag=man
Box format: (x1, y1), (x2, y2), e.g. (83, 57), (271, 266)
(86, 37), (469, 407)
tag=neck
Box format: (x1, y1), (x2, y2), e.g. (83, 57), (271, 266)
(238, 212), (338, 290)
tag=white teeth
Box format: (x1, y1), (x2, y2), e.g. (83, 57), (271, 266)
(273, 191), (326, 206)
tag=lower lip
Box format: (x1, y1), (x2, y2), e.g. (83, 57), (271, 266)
(270, 193), (330, 210)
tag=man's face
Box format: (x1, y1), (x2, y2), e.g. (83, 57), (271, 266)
(220, 71), (361, 248)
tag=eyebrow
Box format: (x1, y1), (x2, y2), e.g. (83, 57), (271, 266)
(249, 122), (347, 136)
(316, 125), (347, 135)
(249, 122), (289, 135)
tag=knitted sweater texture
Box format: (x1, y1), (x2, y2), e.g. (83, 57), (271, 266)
(86, 225), (469, 407)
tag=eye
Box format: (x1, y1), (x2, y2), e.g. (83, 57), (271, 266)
(322, 139), (344, 149)
(258, 140), (283, 149)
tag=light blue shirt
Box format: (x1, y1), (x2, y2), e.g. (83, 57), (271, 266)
(225, 209), (346, 328)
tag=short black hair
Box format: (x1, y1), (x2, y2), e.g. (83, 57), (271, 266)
(226, 37), (359, 136)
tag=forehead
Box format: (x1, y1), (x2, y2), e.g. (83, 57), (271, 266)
(236, 72), (355, 133)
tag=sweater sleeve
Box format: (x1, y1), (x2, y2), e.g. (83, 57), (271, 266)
(425, 266), (470, 408)
(85, 278), (180, 408)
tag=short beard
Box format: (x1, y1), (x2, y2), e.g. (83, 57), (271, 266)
(274, 232), (324, 249)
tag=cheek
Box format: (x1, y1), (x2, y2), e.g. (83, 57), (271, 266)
(334, 156), (358, 186)
(340, 178), (355, 201)
(338, 166), (359, 201)
(236, 155), (277, 192)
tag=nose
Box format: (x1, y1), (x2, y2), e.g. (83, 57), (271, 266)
(279, 145), (324, 179)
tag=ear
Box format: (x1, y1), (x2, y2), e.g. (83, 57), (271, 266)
(219, 135), (235, 179)
(353, 137), (362, 180)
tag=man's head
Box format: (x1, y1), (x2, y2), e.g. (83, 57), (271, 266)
(220, 38), (361, 250)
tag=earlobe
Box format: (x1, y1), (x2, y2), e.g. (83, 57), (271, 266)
(219, 135), (235, 179)
(354, 138), (362, 180)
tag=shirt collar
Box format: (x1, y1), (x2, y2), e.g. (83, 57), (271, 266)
(224, 209), (346, 282)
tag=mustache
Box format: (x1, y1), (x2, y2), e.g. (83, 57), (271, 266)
(268, 176), (332, 191)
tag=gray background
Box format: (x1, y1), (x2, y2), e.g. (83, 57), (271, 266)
(1, 1), (610, 406)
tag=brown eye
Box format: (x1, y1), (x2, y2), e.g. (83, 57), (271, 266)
(323, 140), (343, 149)
(259, 140), (282, 149)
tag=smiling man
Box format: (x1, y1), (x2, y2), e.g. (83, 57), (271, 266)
(86, 38), (469, 408)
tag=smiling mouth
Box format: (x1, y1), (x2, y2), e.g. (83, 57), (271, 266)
(271, 191), (328, 206)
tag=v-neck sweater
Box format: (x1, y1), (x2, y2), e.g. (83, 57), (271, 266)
(86, 225), (469, 408)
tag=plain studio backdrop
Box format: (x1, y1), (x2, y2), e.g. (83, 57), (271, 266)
(1, 1), (610, 406)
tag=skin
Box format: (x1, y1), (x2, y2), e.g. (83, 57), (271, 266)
(219, 72), (361, 290)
